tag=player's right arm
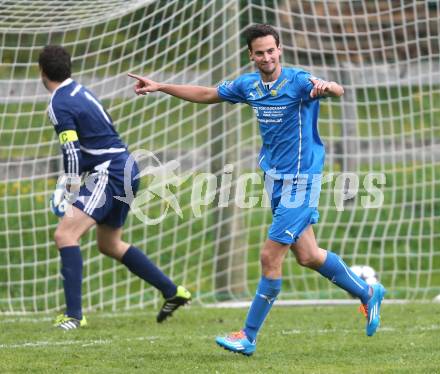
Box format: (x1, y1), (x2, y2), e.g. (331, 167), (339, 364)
(128, 73), (222, 104)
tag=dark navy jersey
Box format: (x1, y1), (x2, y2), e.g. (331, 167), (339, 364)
(217, 67), (325, 180)
(47, 78), (127, 175)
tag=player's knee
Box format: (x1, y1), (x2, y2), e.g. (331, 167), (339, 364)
(54, 227), (76, 248)
(295, 252), (319, 268)
(96, 240), (112, 255)
(53, 228), (63, 248)
(97, 239), (128, 260)
(260, 250), (281, 274)
(296, 254), (312, 268)
(260, 250), (272, 269)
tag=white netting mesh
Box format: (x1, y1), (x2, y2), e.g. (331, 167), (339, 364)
(0, 0), (439, 313)
(0, 0), (150, 31)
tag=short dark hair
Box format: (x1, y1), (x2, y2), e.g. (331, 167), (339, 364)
(38, 45), (71, 82)
(244, 24), (280, 51)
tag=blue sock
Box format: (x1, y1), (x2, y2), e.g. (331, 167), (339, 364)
(317, 251), (370, 304)
(243, 276), (282, 342)
(121, 246), (177, 299)
(59, 246), (83, 320)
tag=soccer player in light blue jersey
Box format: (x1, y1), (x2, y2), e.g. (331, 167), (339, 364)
(129, 24), (386, 355)
(39, 46), (191, 330)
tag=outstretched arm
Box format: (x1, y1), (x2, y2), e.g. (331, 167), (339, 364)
(309, 78), (344, 98)
(128, 73), (222, 104)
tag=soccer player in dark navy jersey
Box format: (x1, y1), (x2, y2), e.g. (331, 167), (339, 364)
(128, 24), (386, 355)
(39, 45), (190, 330)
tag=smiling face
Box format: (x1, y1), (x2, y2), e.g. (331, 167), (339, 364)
(248, 35), (282, 82)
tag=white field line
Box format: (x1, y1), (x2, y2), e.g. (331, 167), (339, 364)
(280, 325), (440, 335)
(1, 325), (440, 350)
(204, 299), (416, 308)
(0, 311), (155, 324)
(0, 335), (159, 350)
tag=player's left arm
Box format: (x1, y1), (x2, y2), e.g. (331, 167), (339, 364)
(49, 130), (82, 217)
(309, 78), (344, 98)
(49, 102), (83, 215)
(58, 131), (82, 201)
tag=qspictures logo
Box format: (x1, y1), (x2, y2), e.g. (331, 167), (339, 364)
(112, 150), (386, 225)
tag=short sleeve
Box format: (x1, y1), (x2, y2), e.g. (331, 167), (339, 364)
(295, 70), (316, 101)
(48, 98), (77, 135)
(217, 77), (247, 104)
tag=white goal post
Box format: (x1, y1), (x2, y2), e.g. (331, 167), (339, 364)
(0, 0), (439, 314)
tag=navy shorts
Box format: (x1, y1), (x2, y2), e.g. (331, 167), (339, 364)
(265, 174), (322, 244)
(73, 151), (139, 228)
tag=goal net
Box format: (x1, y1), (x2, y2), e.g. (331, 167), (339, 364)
(1, 0), (439, 313)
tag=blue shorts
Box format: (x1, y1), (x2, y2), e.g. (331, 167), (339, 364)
(73, 151), (139, 228)
(265, 174), (322, 244)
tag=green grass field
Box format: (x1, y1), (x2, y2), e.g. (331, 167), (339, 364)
(0, 303), (439, 373)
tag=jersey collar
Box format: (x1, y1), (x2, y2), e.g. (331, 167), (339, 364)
(50, 78), (74, 98)
(258, 68), (286, 96)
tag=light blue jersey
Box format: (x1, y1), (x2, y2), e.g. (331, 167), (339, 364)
(218, 67), (326, 244)
(217, 67), (324, 180)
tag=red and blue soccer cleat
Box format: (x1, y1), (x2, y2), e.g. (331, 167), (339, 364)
(215, 330), (256, 356)
(359, 283), (387, 336)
